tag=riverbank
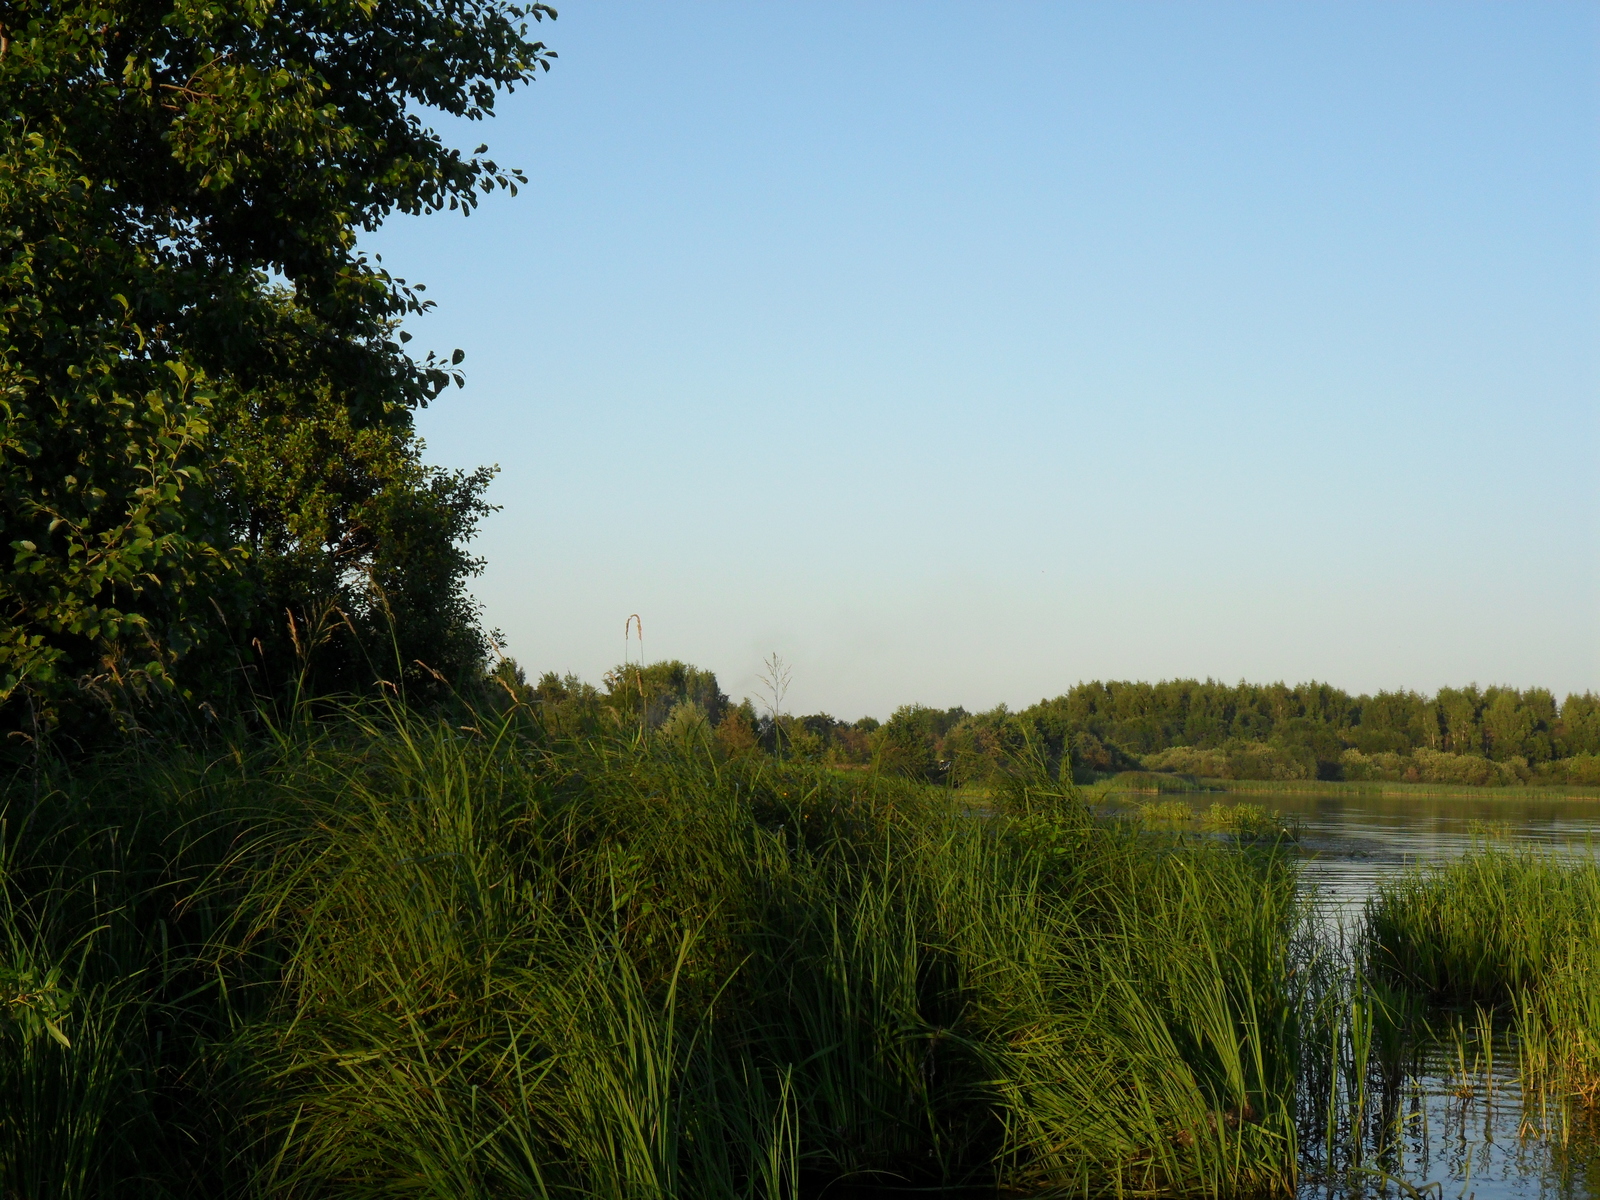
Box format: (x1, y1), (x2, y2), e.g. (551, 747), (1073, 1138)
(1087, 772), (1600, 802)
(9, 707), (1600, 1197)
(1206, 777), (1600, 801)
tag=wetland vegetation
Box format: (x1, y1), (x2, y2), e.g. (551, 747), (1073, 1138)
(3, 700), (1314, 1197)
(4, 695), (1600, 1198)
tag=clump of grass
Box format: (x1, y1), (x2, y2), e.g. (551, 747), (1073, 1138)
(1365, 848), (1600, 1004)
(1, 701), (1334, 1197)
(1129, 800), (1297, 844)
(1112, 770), (1210, 795)
(1197, 803), (1297, 842)
(1365, 847), (1600, 1103)
(1134, 798), (1197, 825)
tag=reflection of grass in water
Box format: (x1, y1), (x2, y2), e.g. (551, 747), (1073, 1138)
(1332, 999), (1594, 1198)
(1435, 1007), (1496, 1100)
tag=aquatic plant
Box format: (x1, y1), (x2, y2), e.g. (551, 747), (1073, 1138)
(1365, 847), (1600, 1104)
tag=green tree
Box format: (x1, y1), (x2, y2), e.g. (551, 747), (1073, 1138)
(604, 660), (731, 730)
(1436, 686), (1484, 756)
(1, 0), (556, 727)
(1350, 689), (1431, 754)
(1481, 688), (1537, 763)
(1558, 694), (1600, 757)
(208, 362), (498, 702)
(872, 704), (967, 782)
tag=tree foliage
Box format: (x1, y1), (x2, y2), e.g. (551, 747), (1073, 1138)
(1, 0), (556, 729)
(884, 680), (1600, 788)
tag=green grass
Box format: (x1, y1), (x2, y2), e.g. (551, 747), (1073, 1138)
(37, 703), (1600, 1196)
(0, 702), (1350, 1198)
(1088, 772), (1220, 796)
(1364, 846), (1600, 1103)
(1117, 801), (1299, 844)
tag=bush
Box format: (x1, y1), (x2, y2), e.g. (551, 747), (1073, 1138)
(1142, 741), (1312, 781)
(1536, 752), (1600, 786)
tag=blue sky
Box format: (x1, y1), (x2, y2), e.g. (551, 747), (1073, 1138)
(368, 1), (1599, 718)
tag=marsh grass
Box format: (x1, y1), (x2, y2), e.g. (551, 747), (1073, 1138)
(1364, 846), (1600, 1106)
(1126, 801), (1299, 844)
(1207, 780), (1600, 801)
(0, 701), (1362, 1198)
(1098, 772), (1215, 796)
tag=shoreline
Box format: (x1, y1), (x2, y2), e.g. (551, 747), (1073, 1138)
(1091, 776), (1600, 802)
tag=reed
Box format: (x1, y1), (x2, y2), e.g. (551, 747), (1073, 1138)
(1, 701), (1337, 1198)
(1123, 800), (1298, 843)
(1098, 771), (1217, 796)
(1364, 846), (1600, 1103)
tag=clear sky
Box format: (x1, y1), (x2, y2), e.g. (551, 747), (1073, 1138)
(367, 1), (1600, 719)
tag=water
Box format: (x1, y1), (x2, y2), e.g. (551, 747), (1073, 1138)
(1251, 791), (1600, 1200)
(1272, 793), (1600, 932)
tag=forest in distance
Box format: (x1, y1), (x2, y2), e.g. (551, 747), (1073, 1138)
(523, 662), (1600, 789)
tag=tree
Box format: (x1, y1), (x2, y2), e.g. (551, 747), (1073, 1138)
(1435, 686), (1484, 756)
(1, 0), (556, 727)
(206, 348), (499, 703)
(1481, 688), (1535, 763)
(603, 660), (731, 730)
(872, 704), (968, 782)
(1558, 694), (1600, 758)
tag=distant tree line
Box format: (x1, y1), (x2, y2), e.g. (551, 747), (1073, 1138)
(890, 681), (1600, 786)
(517, 667), (1600, 789)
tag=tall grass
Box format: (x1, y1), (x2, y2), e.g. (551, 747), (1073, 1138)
(0, 737), (279, 1197)
(1122, 801), (1298, 842)
(1091, 771), (1218, 796)
(1365, 846), (1600, 1104)
(0, 702), (1333, 1198)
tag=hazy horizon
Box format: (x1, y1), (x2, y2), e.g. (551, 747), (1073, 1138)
(367, 1), (1599, 719)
